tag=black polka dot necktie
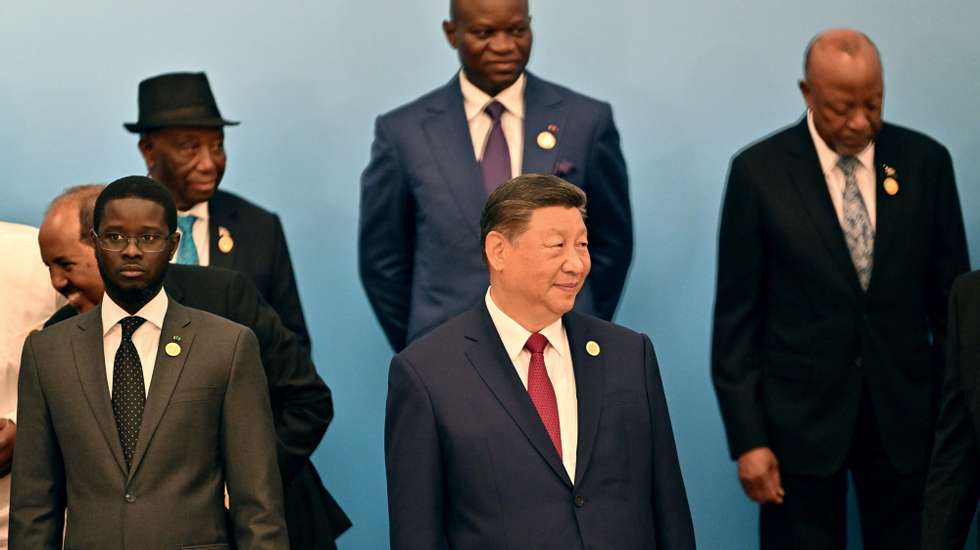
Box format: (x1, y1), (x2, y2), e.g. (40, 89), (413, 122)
(112, 315), (147, 468)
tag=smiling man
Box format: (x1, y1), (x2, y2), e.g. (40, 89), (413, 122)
(126, 72), (310, 350)
(711, 29), (969, 548)
(384, 174), (694, 550)
(359, 0), (633, 351)
(10, 176), (288, 550)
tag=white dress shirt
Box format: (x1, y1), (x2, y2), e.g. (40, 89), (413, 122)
(807, 110), (877, 229)
(460, 70), (526, 180)
(171, 200), (210, 266)
(101, 289), (168, 397)
(0, 222), (63, 549)
(485, 287), (578, 480)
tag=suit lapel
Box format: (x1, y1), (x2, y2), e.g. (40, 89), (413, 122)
(207, 193), (237, 270)
(564, 313), (604, 486)
(463, 306), (573, 487)
(785, 119), (863, 293)
(869, 125), (901, 291)
(127, 300), (194, 481)
(522, 73), (567, 175)
(421, 76), (486, 240)
(72, 307), (128, 476)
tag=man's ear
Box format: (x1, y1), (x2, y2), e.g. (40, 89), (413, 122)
(798, 79), (814, 111)
(138, 138), (155, 170)
(167, 232), (180, 262)
(443, 20), (458, 49)
(485, 230), (508, 272)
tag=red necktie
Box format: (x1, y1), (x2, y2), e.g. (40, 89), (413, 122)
(525, 333), (562, 458)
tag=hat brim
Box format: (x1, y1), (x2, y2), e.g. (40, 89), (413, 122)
(123, 117), (240, 133)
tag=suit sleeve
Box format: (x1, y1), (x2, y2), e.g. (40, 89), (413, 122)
(359, 116), (416, 352)
(642, 334), (696, 549)
(711, 154), (769, 459)
(9, 333), (66, 550)
(226, 271), (332, 485)
(264, 213), (311, 352)
(922, 279), (979, 549)
(222, 327), (289, 550)
(582, 103), (632, 321)
(925, 145), (970, 375)
(385, 354), (449, 550)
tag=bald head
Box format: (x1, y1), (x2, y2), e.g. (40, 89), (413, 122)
(39, 184), (106, 312)
(799, 29), (884, 155)
(804, 29), (881, 82)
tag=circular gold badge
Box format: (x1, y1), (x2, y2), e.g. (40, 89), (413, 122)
(586, 340), (600, 357)
(218, 234), (234, 253)
(165, 342), (181, 357)
(536, 131), (557, 150)
(883, 177), (899, 196)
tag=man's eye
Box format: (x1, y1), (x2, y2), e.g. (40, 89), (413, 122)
(106, 233), (125, 242)
(140, 234), (162, 243)
(471, 29), (492, 39)
(511, 26), (529, 36)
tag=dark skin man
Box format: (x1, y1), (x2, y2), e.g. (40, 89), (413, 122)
(92, 197), (179, 314)
(138, 128), (226, 211)
(735, 29), (884, 506)
(443, 0), (532, 97)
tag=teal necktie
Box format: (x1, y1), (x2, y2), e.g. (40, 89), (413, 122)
(176, 214), (200, 265)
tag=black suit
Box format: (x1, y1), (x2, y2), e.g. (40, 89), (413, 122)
(712, 119), (969, 547)
(47, 264), (351, 548)
(923, 272), (980, 549)
(207, 189), (311, 350)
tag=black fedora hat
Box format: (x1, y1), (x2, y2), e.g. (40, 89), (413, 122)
(123, 72), (239, 133)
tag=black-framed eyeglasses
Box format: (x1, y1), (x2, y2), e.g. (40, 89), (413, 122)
(92, 231), (174, 253)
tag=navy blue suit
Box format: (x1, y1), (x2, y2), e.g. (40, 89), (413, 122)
(385, 304), (695, 550)
(359, 73), (632, 351)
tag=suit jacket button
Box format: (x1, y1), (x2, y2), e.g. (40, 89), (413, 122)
(574, 495), (586, 507)
(124, 493), (136, 503)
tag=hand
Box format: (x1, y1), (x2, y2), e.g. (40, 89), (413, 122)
(0, 419), (16, 477)
(737, 447), (784, 504)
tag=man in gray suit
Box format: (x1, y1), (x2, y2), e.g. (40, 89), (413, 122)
(10, 176), (288, 550)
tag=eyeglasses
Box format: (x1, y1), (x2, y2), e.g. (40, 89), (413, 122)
(93, 232), (173, 253)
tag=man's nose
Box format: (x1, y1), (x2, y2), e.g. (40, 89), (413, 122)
(488, 32), (517, 53)
(49, 268), (67, 291)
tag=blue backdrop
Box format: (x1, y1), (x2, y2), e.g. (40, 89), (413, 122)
(3, 1), (979, 548)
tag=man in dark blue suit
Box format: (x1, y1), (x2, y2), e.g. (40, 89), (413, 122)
(359, 0), (632, 351)
(385, 174), (693, 550)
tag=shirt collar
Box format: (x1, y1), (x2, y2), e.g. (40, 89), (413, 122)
(460, 69), (526, 123)
(178, 200), (209, 221)
(101, 288), (169, 337)
(485, 287), (565, 361)
(807, 110), (875, 177)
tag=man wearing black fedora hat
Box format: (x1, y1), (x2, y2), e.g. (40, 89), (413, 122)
(125, 72), (350, 548)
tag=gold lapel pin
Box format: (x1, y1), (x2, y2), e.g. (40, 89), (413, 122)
(882, 164), (899, 196)
(217, 226), (234, 253)
(165, 335), (182, 357)
(536, 130), (557, 150)
(586, 340), (601, 357)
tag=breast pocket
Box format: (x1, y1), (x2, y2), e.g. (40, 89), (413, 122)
(170, 386), (218, 404)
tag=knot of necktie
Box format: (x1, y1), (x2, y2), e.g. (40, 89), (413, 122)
(120, 316), (146, 340)
(177, 214), (198, 235)
(837, 155), (858, 177)
(524, 332), (548, 355)
(485, 100), (506, 123)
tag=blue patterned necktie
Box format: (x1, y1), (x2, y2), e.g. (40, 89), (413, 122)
(176, 214), (200, 265)
(480, 100), (511, 195)
(112, 315), (147, 468)
(838, 155), (874, 290)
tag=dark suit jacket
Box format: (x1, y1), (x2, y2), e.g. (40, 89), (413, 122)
(208, 189), (310, 350)
(385, 304), (695, 550)
(11, 300), (288, 549)
(360, 73), (633, 351)
(922, 272), (980, 549)
(46, 265), (351, 547)
(712, 118), (969, 476)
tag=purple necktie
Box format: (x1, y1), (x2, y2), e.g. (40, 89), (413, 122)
(480, 100), (511, 195)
